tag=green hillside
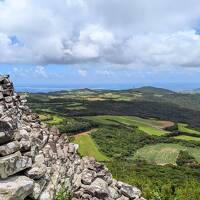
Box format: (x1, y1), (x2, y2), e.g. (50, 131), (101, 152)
(133, 143), (200, 165)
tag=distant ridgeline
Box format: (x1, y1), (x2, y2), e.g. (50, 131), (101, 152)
(0, 75), (145, 200)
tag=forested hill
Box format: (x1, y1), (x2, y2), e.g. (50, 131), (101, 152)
(26, 86), (200, 129)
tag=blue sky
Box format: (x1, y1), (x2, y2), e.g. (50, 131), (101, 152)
(1, 0), (200, 90)
(1, 64), (200, 90)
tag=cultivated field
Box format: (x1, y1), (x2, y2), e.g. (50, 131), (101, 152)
(174, 135), (200, 142)
(133, 143), (200, 165)
(39, 114), (63, 125)
(72, 131), (109, 161)
(178, 123), (200, 135)
(84, 115), (171, 136)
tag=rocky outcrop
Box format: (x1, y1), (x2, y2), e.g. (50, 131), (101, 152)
(0, 75), (146, 200)
(0, 176), (34, 200)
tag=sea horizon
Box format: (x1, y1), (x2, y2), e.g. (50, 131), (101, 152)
(15, 82), (200, 93)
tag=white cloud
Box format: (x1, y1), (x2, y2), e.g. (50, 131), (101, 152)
(96, 70), (112, 76)
(78, 69), (87, 77)
(11, 65), (48, 79)
(118, 30), (200, 67)
(0, 0), (200, 68)
(35, 66), (47, 78)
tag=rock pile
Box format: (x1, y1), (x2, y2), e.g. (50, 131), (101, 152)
(0, 75), (145, 200)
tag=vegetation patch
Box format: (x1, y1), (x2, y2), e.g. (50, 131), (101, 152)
(91, 126), (156, 158)
(174, 135), (200, 142)
(39, 114), (63, 125)
(58, 118), (97, 134)
(138, 126), (167, 136)
(72, 132), (109, 161)
(178, 123), (200, 135)
(56, 186), (72, 200)
(85, 115), (169, 136)
(176, 150), (199, 167)
(133, 143), (200, 165)
(107, 160), (200, 200)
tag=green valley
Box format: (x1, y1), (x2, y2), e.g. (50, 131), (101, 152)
(26, 87), (200, 200)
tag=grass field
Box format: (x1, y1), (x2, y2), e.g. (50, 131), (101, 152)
(84, 116), (120, 126)
(178, 123), (200, 135)
(39, 114), (63, 125)
(133, 143), (200, 165)
(138, 126), (167, 136)
(84, 115), (171, 136)
(72, 132), (109, 161)
(39, 114), (51, 121)
(174, 135), (200, 142)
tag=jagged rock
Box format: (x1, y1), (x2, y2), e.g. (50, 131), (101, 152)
(25, 163), (47, 179)
(34, 153), (45, 164)
(15, 129), (29, 141)
(31, 179), (47, 199)
(0, 175), (34, 200)
(117, 195), (129, 200)
(72, 173), (82, 191)
(85, 178), (109, 199)
(117, 181), (142, 199)
(81, 169), (97, 185)
(108, 186), (120, 199)
(1, 117), (16, 130)
(0, 151), (32, 178)
(0, 120), (12, 132)
(5, 96), (13, 103)
(20, 138), (31, 151)
(0, 105), (4, 115)
(0, 141), (20, 156)
(0, 92), (3, 100)
(49, 126), (60, 135)
(39, 166), (62, 200)
(68, 143), (76, 153)
(97, 169), (113, 185)
(0, 132), (12, 145)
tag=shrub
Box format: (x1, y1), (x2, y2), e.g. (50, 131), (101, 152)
(56, 186), (72, 200)
(176, 150), (198, 167)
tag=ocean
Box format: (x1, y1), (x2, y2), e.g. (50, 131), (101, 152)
(15, 83), (200, 93)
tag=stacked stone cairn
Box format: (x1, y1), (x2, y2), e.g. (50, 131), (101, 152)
(0, 75), (146, 200)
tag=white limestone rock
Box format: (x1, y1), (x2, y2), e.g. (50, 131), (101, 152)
(0, 151), (32, 179)
(86, 178), (109, 199)
(117, 181), (142, 199)
(0, 141), (20, 156)
(0, 175), (34, 200)
(30, 179), (47, 199)
(25, 163), (47, 179)
(81, 169), (97, 185)
(0, 132), (12, 145)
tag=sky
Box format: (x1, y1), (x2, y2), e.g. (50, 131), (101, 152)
(0, 0), (200, 90)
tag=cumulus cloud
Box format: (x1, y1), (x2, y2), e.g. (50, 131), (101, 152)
(35, 66), (48, 78)
(96, 70), (113, 76)
(11, 65), (46, 78)
(78, 69), (87, 77)
(0, 0), (200, 68)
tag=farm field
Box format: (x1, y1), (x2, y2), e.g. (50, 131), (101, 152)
(39, 114), (63, 125)
(72, 131), (109, 162)
(133, 143), (200, 165)
(174, 135), (200, 142)
(178, 123), (200, 135)
(84, 115), (171, 136)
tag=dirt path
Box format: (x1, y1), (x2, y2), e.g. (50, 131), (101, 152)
(73, 128), (98, 136)
(155, 121), (175, 129)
